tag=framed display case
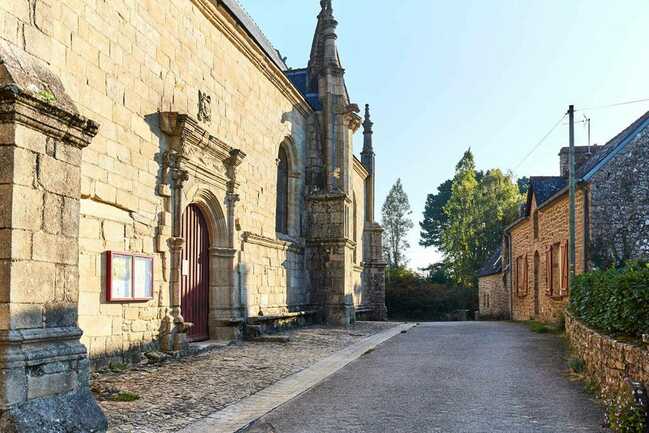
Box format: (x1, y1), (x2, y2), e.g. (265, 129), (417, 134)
(106, 251), (154, 302)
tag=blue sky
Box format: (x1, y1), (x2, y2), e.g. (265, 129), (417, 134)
(240, 0), (649, 270)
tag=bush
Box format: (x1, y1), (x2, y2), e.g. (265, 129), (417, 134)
(605, 381), (648, 433)
(385, 267), (477, 321)
(569, 262), (649, 339)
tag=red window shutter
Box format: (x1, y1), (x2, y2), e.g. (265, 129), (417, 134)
(562, 240), (569, 291)
(545, 247), (552, 295)
(515, 257), (519, 295)
(524, 254), (529, 295)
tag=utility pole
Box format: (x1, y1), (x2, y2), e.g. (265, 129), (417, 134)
(584, 114), (591, 154)
(568, 105), (576, 289)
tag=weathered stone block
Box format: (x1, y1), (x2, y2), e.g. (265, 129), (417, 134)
(0, 147), (13, 184)
(32, 232), (78, 265)
(42, 193), (63, 235)
(38, 156), (81, 198)
(0, 185), (13, 229)
(13, 126), (46, 155)
(9, 261), (56, 304)
(102, 220), (124, 241)
(10, 186), (42, 231)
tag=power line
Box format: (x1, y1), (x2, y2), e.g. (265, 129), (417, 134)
(576, 97), (649, 112)
(513, 113), (567, 171)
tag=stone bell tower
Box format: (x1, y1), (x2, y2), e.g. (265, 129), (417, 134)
(305, 0), (364, 326)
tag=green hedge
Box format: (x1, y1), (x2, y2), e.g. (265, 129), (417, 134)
(386, 267), (477, 321)
(569, 263), (649, 338)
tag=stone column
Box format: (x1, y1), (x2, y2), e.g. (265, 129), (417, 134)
(363, 223), (388, 321)
(0, 67), (106, 430)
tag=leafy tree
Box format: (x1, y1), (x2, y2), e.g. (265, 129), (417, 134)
(441, 150), (479, 286)
(474, 169), (524, 269)
(517, 176), (530, 194)
(420, 262), (451, 284)
(441, 151), (523, 287)
(419, 179), (452, 248)
(381, 178), (413, 268)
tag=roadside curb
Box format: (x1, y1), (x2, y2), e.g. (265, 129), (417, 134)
(178, 323), (415, 433)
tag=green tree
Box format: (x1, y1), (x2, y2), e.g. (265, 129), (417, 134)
(441, 151), (523, 287)
(441, 150), (479, 286)
(381, 178), (413, 268)
(419, 179), (452, 248)
(474, 169), (524, 268)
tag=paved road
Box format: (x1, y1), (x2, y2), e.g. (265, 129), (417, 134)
(244, 322), (607, 433)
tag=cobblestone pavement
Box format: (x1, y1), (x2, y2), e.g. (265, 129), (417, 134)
(93, 322), (398, 433)
(246, 322), (609, 433)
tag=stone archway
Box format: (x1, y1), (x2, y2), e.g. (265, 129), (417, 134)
(186, 188), (239, 341)
(159, 112), (246, 345)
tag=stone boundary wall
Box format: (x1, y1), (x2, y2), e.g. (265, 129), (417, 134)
(565, 312), (649, 393)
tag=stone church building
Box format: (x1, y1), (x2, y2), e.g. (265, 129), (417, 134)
(479, 110), (649, 323)
(0, 0), (386, 430)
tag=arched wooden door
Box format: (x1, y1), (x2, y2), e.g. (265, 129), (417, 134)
(181, 204), (210, 342)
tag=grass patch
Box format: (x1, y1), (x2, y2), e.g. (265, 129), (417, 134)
(568, 357), (586, 374)
(525, 320), (562, 334)
(110, 391), (140, 402)
(109, 362), (128, 373)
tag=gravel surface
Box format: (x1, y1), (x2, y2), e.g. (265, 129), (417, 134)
(246, 321), (609, 433)
(93, 322), (398, 433)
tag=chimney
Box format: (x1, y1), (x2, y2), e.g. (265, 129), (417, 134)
(559, 145), (598, 177)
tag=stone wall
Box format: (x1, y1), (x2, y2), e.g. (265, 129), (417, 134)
(240, 233), (310, 317)
(0, 0), (313, 362)
(510, 190), (586, 323)
(351, 158), (368, 308)
(0, 0), (385, 366)
(566, 313), (649, 394)
(478, 273), (509, 319)
(589, 127), (649, 267)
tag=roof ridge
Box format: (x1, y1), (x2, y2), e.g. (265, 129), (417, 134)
(220, 0), (288, 70)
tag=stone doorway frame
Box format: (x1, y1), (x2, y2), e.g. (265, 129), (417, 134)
(159, 113), (246, 347)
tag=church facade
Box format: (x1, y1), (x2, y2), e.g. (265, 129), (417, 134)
(0, 0), (385, 430)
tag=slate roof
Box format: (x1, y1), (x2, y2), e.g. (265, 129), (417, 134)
(220, 0), (288, 71)
(285, 68), (322, 110)
(578, 110), (649, 180)
(478, 247), (503, 278)
(529, 176), (567, 208)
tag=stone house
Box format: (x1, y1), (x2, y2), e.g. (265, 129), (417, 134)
(0, 0), (386, 430)
(499, 111), (649, 324)
(477, 247), (509, 319)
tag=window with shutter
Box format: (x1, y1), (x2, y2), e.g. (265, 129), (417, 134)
(545, 248), (551, 295)
(523, 254), (529, 296)
(561, 240), (569, 293)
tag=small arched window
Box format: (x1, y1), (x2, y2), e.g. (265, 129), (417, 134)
(276, 147), (289, 234)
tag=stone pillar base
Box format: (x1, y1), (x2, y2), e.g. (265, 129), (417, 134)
(0, 389), (107, 433)
(210, 320), (243, 341)
(323, 304), (355, 327)
(368, 303), (388, 321)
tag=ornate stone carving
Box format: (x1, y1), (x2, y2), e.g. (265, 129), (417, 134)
(197, 90), (212, 122)
(159, 112), (247, 187)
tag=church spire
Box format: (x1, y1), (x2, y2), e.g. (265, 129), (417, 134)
(308, 0), (342, 77)
(362, 104), (373, 152)
(361, 104), (376, 223)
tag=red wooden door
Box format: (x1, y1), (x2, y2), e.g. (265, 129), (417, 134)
(181, 204), (210, 342)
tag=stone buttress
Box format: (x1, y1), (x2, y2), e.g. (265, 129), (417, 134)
(304, 0), (387, 325)
(0, 42), (107, 432)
